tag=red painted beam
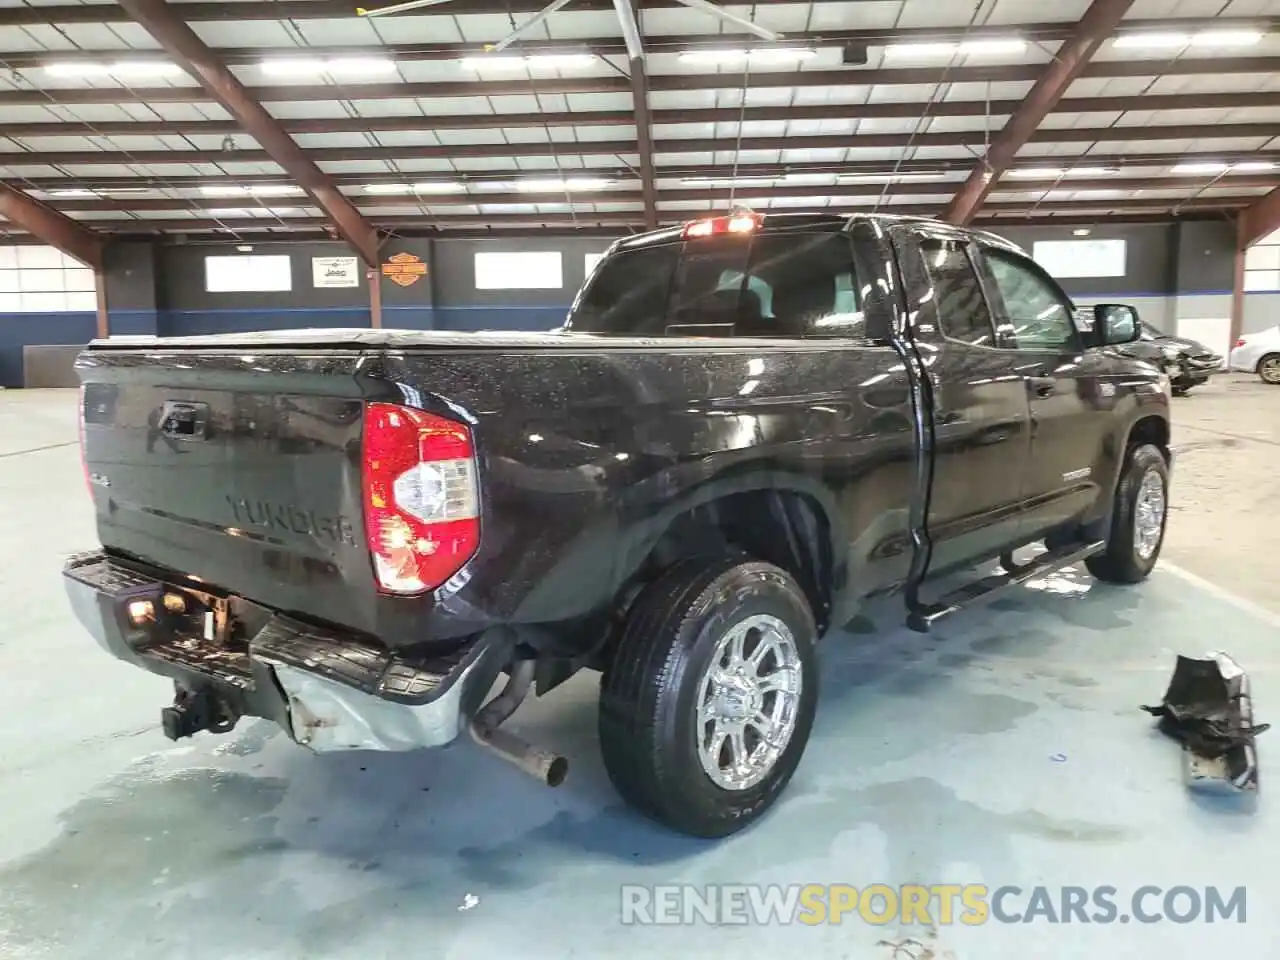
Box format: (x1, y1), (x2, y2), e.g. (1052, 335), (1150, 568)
(117, 0), (380, 266)
(0, 183), (103, 267)
(1240, 186), (1280, 250)
(943, 0), (1137, 225)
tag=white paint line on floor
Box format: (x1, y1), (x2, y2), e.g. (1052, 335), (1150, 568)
(1162, 561), (1280, 628)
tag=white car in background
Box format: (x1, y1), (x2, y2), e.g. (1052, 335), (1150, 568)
(1230, 327), (1280, 385)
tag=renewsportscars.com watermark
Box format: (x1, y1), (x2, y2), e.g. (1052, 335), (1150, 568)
(621, 884), (1247, 926)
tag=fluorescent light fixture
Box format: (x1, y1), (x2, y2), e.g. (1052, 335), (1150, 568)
(109, 61), (185, 77)
(1173, 161), (1230, 174)
(236, 245), (254, 252)
(958, 39), (1027, 55)
(884, 38), (1024, 59)
(200, 185), (249, 197)
(49, 188), (98, 198)
(1232, 161), (1276, 172)
(362, 183), (412, 194)
(44, 60), (182, 77)
(206, 208), (249, 217)
(1113, 33), (1190, 49)
(1007, 167), (1117, 179)
(681, 175), (778, 187)
(836, 172), (949, 184)
(1073, 229), (1092, 236)
(883, 42), (958, 59)
(1188, 30), (1264, 47)
(325, 58), (398, 75)
(247, 184), (304, 197)
(411, 181), (467, 193)
(515, 178), (613, 192)
(258, 59), (327, 76)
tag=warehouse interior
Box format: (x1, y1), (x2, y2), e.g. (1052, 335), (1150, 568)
(2, 0), (1279, 957)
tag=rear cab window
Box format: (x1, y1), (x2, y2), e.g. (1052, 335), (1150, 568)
(567, 228), (866, 339)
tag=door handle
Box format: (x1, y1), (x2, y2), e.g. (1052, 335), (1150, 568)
(1028, 377), (1056, 398)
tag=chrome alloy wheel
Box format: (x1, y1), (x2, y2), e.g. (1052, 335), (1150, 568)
(1260, 355), (1280, 385)
(1134, 468), (1167, 561)
(695, 614), (803, 792)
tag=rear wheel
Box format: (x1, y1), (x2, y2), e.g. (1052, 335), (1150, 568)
(1258, 354), (1280, 385)
(1085, 443), (1170, 584)
(598, 556), (819, 838)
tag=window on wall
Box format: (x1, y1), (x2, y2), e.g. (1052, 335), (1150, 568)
(205, 254), (292, 293)
(0, 245), (97, 313)
(1244, 228), (1280, 293)
(585, 252), (607, 278)
(475, 251), (564, 290)
(1032, 238), (1127, 279)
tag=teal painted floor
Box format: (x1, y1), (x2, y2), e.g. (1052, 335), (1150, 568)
(1, 391), (1273, 959)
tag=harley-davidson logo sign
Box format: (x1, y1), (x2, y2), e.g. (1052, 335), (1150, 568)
(381, 252), (428, 287)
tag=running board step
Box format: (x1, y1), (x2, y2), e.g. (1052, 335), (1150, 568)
(906, 540), (1107, 633)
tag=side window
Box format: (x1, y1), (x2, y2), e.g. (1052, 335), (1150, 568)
(982, 248), (1079, 352)
(918, 237), (997, 347)
(742, 233), (865, 338)
(567, 244), (679, 335)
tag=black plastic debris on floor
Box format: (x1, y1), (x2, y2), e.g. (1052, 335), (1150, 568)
(1142, 653), (1268, 793)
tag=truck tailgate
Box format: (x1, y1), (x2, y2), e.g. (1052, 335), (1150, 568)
(78, 346), (379, 634)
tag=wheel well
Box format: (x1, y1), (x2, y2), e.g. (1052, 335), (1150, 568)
(639, 490), (835, 633)
(1127, 415), (1169, 459)
(1258, 352), (1280, 370)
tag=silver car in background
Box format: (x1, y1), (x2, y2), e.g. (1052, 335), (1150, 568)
(1230, 326), (1280, 385)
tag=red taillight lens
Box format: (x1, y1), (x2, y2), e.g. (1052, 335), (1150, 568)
(1235, 338), (1247, 347)
(361, 402), (480, 596)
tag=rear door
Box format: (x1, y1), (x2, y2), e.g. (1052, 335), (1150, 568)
(971, 242), (1112, 537)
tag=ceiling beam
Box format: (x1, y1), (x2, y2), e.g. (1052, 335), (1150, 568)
(1240, 187), (1280, 249)
(4, 56), (1278, 106)
(16, 153), (1279, 193)
(2, 90), (1274, 139)
(38, 176), (1279, 213)
(114, 0), (381, 265)
(5, 19), (1270, 66)
(4, 123), (1274, 168)
(943, 0), (1136, 225)
(0, 0), (900, 24)
(0, 184), (103, 267)
(47, 197), (1254, 235)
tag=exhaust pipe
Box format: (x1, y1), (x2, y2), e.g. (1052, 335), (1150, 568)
(468, 659), (569, 787)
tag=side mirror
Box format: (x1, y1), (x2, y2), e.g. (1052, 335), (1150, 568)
(1093, 304), (1141, 346)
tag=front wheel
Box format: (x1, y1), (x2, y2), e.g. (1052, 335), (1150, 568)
(1085, 443), (1170, 584)
(1258, 354), (1280, 385)
(598, 556), (819, 838)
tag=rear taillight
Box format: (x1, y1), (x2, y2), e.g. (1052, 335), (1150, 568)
(361, 402), (480, 595)
(1235, 338), (1248, 348)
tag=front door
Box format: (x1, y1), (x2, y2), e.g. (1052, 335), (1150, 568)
(892, 228), (1032, 575)
(973, 243), (1111, 539)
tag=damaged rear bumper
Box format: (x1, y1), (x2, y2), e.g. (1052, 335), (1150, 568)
(62, 551), (506, 752)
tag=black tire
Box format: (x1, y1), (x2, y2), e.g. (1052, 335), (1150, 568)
(1085, 443), (1170, 584)
(1171, 386), (1189, 397)
(598, 556), (819, 838)
(1258, 354), (1280, 385)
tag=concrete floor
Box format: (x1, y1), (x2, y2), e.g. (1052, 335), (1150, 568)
(1, 382), (1276, 959)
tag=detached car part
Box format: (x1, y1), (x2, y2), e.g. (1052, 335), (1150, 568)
(1142, 653), (1268, 792)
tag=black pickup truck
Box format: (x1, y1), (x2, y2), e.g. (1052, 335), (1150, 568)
(65, 212), (1172, 838)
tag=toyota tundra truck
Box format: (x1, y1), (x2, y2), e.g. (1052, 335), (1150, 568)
(64, 212), (1171, 838)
